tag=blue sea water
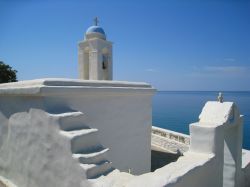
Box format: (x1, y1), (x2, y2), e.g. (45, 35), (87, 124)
(152, 91), (250, 150)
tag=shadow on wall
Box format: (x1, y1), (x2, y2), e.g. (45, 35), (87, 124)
(151, 150), (180, 172)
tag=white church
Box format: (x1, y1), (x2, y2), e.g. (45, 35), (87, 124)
(0, 19), (249, 187)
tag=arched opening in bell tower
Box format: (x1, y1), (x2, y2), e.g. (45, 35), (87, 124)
(102, 48), (110, 80)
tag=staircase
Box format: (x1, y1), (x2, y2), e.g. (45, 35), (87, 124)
(49, 111), (113, 179)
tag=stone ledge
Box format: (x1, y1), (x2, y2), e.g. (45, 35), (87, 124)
(0, 78), (156, 96)
(0, 78), (152, 88)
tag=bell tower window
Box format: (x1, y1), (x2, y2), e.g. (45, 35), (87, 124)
(102, 55), (108, 70)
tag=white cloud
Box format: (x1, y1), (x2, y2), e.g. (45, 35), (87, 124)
(203, 66), (247, 73)
(145, 68), (158, 72)
(223, 58), (236, 62)
(190, 66), (249, 77)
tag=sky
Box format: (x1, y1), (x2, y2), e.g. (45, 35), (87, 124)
(0, 0), (250, 91)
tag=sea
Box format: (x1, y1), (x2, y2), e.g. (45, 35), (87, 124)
(152, 91), (250, 150)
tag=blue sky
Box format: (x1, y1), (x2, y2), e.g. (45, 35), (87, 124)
(0, 0), (250, 91)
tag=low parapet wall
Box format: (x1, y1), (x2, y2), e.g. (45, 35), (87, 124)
(122, 152), (218, 187)
(151, 126), (190, 153)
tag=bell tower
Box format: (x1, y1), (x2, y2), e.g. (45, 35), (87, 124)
(78, 18), (113, 80)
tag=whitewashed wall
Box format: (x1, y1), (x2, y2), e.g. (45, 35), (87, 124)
(1, 80), (249, 187)
(0, 109), (90, 187)
(0, 79), (155, 175)
(92, 101), (246, 187)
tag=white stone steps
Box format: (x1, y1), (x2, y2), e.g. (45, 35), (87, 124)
(51, 110), (113, 179)
(60, 128), (99, 153)
(50, 111), (87, 131)
(80, 161), (113, 179)
(73, 148), (109, 164)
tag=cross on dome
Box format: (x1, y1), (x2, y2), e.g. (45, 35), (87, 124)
(94, 17), (99, 26)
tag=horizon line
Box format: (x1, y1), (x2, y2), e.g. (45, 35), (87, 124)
(157, 90), (250, 92)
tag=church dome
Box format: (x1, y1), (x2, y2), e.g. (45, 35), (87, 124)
(86, 26), (106, 35)
(85, 25), (106, 40)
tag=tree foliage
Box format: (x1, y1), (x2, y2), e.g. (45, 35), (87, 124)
(0, 61), (18, 83)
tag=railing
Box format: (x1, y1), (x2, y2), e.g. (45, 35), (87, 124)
(151, 126), (190, 154)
